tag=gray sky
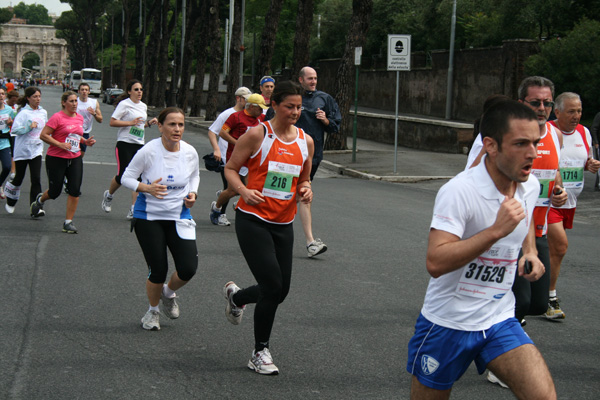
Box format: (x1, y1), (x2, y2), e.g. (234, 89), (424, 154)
(7, 0), (72, 16)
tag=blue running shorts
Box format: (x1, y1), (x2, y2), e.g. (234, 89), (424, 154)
(406, 313), (533, 390)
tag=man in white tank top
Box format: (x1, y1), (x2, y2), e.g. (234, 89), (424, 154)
(77, 83), (103, 157)
(546, 92), (600, 319)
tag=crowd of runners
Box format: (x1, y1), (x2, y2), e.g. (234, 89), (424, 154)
(1, 72), (599, 394)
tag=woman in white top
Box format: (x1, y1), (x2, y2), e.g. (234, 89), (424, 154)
(121, 107), (200, 331)
(4, 86), (47, 216)
(101, 79), (157, 219)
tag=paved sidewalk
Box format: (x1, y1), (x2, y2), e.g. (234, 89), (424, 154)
(184, 116), (469, 182)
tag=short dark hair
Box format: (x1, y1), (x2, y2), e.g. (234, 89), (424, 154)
(271, 81), (303, 105)
(78, 82), (90, 90)
(480, 100), (537, 148)
(518, 76), (554, 100)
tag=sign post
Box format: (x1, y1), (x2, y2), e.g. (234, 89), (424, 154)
(387, 34), (411, 173)
(352, 47), (362, 163)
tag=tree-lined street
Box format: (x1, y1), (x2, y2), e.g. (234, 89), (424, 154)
(1, 85), (599, 399)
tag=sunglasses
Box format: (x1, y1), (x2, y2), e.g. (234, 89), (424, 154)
(132, 88), (143, 92)
(524, 99), (554, 108)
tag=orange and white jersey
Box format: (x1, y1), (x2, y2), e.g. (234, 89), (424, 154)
(531, 122), (561, 237)
(237, 121), (309, 224)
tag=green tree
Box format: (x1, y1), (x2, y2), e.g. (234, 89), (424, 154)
(525, 18), (600, 119)
(13, 2), (52, 25)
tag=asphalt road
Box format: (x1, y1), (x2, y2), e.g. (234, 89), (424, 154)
(1, 86), (599, 399)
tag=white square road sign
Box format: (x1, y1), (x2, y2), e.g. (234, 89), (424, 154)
(388, 34), (411, 71)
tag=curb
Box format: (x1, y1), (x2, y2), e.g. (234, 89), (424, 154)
(320, 160), (454, 183)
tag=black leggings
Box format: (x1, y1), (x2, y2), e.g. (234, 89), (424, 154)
(45, 154), (83, 198)
(219, 169), (230, 213)
(232, 210), (294, 349)
(6, 156), (42, 206)
(133, 219), (198, 284)
(513, 236), (551, 320)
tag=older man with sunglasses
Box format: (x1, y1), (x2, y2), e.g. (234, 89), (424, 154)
(512, 77), (568, 321)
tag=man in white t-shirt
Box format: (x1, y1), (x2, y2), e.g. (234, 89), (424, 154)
(206, 86), (251, 226)
(407, 100), (556, 399)
(545, 92), (600, 319)
(77, 83), (103, 157)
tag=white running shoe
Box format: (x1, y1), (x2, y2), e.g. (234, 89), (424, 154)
(161, 293), (180, 319)
(141, 310), (160, 330)
(248, 348), (279, 375)
(487, 370), (508, 388)
(5, 203), (15, 214)
(126, 206), (134, 220)
(307, 238), (327, 258)
(223, 281), (245, 325)
(101, 190), (112, 213)
(218, 213), (231, 226)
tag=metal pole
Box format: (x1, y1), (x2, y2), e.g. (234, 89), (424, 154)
(223, 18), (229, 79)
(394, 70), (399, 173)
(180, 0), (186, 81)
(110, 13), (114, 86)
(352, 65), (359, 163)
(239, 0), (245, 87)
(445, 0), (457, 120)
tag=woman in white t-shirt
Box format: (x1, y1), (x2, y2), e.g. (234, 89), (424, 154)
(101, 79), (157, 219)
(121, 107), (199, 331)
(4, 86), (47, 215)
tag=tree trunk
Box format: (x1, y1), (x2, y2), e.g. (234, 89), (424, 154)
(143, 0), (162, 106)
(167, 0), (182, 107)
(177, 0), (201, 112)
(256, 0), (284, 79)
(154, 0), (178, 108)
(291, 0), (314, 80)
(119, 1), (134, 89)
(189, 1), (210, 117)
(226, 0), (242, 101)
(205, 0), (222, 120)
(325, 0), (373, 150)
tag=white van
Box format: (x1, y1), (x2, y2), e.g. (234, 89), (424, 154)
(69, 70), (81, 91)
(81, 68), (102, 97)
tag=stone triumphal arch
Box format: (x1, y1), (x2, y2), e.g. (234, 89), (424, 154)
(0, 24), (68, 78)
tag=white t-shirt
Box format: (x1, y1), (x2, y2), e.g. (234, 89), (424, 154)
(421, 158), (539, 331)
(11, 105), (47, 161)
(552, 124), (592, 209)
(111, 98), (148, 145)
(208, 107), (237, 163)
(77, 97), (97, 133)
(121, 138), (200, 221)
(465, 134), (483, 170)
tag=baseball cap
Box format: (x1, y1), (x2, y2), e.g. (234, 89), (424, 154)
(235, 86), (252, 99)
(247, 93), (268, 109)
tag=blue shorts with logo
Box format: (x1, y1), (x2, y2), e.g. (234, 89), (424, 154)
(406, 313), (533, 390)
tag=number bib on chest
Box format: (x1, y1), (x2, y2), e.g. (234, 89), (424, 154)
(455, 245), (518, 300)
(0, 114), (8, 129)
(129, 125), (144, 139)
(560, 160), (585, 189)
(66, 133), (81, 153)
(263, 161), (301, 200)
(532, 169), (556, 207)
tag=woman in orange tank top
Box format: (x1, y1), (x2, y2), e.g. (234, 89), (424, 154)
(221, 81), (314, 375)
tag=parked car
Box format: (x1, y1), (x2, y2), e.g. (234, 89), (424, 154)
(103, 88), (123, 105)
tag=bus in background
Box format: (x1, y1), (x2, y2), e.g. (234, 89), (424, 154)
(81, 68), (102, 97)
(69, 70), (81, 91)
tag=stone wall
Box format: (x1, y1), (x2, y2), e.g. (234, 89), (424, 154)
(314, 39), (539, 122)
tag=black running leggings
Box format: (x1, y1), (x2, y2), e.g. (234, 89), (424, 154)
(7, 155), (42, 206)
(133, 219), (198, 284)
(513, 236), (551, 321)
(232, 210), (294, 350)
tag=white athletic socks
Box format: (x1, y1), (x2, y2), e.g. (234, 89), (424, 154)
(162, 283), (176, 299)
